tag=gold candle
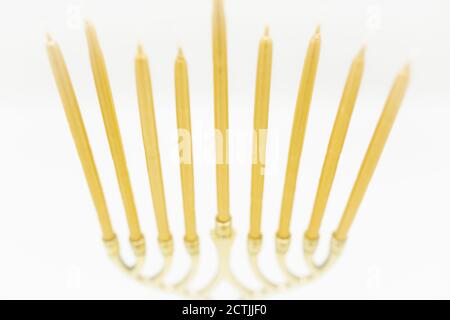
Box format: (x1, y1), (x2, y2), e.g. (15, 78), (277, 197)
(174, 48), (198, 243)
(277, 27), (321, 240)
(305, 47), (365, 241)
(334, 65), (410, 241)
(212, 0), (230, 223)
(135, 45), (172, 242)
(249, 27), (273, 240)
(85, 23), (143, 242)
(46, 35), (115, 241)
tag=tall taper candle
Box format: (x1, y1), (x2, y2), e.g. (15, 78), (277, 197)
(212, 0), (230, 223)
(135, 45), (172, 242)
(249, 27), (273, 240)
(305, 47), (365, 240)
(174, 48), (198, 243)
(334, 65), (410, 241)
(277, 27), (321, 240)
(85, 23), (143, 242)
(47, 35), (115, 241)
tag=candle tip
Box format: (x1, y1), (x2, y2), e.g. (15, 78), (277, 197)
(46, 33), (53, 43)
(315, 25), (321, 36)
(400, 64), (411, 79)
(264, 26), (270, 37)
(84, 20), (96, 36)
(137, 43), (145, 56)
(312, 25), (321, 41)
(84, 20), (92, 29)
(356, 45), (366, 60)
(177, 47), (184, 58)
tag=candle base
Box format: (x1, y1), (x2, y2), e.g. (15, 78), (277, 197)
(214, 217), (233, 238)
(158, 238), (173, 257)
(130, 236), (146, 257)
(184, 237), (200, 256)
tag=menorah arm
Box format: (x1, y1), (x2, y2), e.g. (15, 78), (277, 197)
(137, 239), (173, 285)
(198, 220), (253, 299)
(173, 239), (200, 291)
(103, 235), (174, 285)
(303, 234), (346, 274)
(103, 236), (146, 277)
(275, 236), (313, 285)
(247, 237), (278, 292)
(104, 234), (203, 296)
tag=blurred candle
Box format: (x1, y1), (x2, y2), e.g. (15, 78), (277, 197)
(135, 45), (172, 242)
(249, 27), (273, 240)
(334, 65), (410, 241)
(174, 48), (198, 243)
(85, 23), (143, 242)
(305, 47), (365, 240)
(46, 35), (115, 241)
(212, 0), (230, 223)
(277, 27), (321, 240)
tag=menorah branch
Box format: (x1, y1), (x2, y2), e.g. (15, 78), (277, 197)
(103, 236), (146, 277)
(172, 239), (200, 292)
(137, 239), (174, 286)
(303, 235), (346, 274)
(275, 236), (313, 285)
(247, 237), (278, 294)
(102, 236), (174, 287)
(198, 220), (253, 299)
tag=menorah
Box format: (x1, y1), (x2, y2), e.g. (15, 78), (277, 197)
(46, 0), (409, 298)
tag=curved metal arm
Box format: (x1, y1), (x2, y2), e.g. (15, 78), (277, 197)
(137, 239), (174, 287)
(103, 231), (346, 298)
(275, 236), (315, 286)
(172, 239), (200, 294)
(104, 235), (204, 296)
(248, 234), (342, 298)
(104, 236), (146, 277)
(103, 236), (173, 286)
(247, 237), (278, 295)
(303, 234), (346, 274)
(198, 220), (253, 299)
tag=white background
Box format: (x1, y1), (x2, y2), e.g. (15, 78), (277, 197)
(0, 0), (449, 299)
